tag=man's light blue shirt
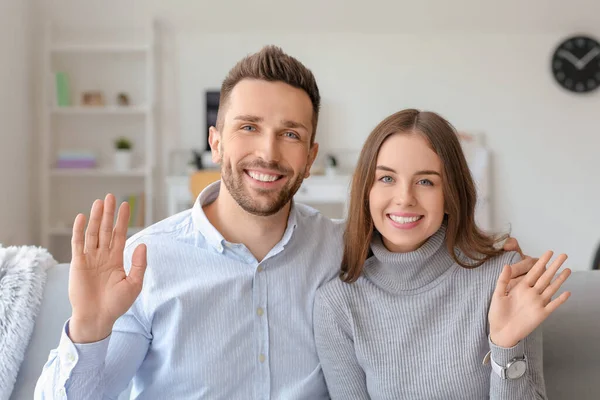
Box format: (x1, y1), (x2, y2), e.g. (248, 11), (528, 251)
(36, 181), (344, 399)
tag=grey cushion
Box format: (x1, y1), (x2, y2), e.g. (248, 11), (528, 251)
(543, 270), (600, 400)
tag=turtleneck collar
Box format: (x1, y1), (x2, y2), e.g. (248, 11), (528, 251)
(364, 225), (457, 294)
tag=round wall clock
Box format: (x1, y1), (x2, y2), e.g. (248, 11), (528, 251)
(551, 35), (600, 93)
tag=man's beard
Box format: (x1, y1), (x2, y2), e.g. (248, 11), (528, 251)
(221, 157), (306, 217)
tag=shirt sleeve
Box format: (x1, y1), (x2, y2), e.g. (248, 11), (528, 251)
(35, 241), (152, 400)
(313, 289), (370, 400)
(34, 299), (151, 400)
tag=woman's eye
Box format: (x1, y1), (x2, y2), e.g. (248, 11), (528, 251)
(379, 176), (394, 183)
(417, 179), (433, 186)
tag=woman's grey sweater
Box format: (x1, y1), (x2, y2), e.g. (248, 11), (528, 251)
(314, 226), (546, 399)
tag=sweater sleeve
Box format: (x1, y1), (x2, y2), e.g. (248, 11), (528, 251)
(488, 327), (547, 399)
(313, 288), (370, 400)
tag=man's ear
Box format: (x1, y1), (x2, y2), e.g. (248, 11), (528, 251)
(208, 126), (222, 164)
(304, 142), (319, 178)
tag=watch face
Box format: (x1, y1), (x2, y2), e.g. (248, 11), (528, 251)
(551, 35), (600, 93)
(506, 360), (527, 379)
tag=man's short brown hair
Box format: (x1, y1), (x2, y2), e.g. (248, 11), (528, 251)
(216, 45), (321, 145)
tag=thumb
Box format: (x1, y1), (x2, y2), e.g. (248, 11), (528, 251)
(127, 243), (147, 288)
(493, 264), (512, 298)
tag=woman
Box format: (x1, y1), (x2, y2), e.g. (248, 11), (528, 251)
(314, 109), (570, 399)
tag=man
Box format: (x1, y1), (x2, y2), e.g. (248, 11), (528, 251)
(36, 46), (529, 399)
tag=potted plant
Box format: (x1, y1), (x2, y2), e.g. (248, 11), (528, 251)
(114, 137), (133, 171)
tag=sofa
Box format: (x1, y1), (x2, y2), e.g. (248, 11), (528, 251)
(9, 264), (600, 399)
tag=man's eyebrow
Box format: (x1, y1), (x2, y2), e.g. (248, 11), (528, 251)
(281, 119), (308, 131)
(233, 115), (263, 123)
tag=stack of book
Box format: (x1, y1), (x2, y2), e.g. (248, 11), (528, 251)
(120, 193), (146, 228)
(55, 151), (97, 169)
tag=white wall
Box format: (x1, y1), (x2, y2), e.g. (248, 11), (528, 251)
(174, 32), (600, 270)
(0, 0), (33, 245)
(36, 0), (600, 269)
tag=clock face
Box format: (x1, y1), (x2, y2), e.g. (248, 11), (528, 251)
(507, 360), (527, 379)
(551, 35), (600, 93)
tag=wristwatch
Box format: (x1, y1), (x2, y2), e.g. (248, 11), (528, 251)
(490, 355), (527, 380)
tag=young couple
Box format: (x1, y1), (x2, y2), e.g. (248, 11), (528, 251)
(37, 45), (570, 399)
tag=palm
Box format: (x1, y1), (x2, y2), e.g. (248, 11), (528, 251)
(71, 255), (129, 322)
(488, 251), (571, 349)
(68, 194), (147, 341)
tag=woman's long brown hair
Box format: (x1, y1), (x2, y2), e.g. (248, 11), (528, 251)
(340, 109), (508, 283)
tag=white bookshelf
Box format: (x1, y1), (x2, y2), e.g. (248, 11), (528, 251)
(41, 22), (156, 262)
(51, 105), (149, 115)
(48, 226), (144, 237)
(50, 167), (147, 177)
(50, 44), (151, 54)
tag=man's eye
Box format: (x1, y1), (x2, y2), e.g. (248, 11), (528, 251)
(241, 125), (256, 131)
(284, 131), (299, 139)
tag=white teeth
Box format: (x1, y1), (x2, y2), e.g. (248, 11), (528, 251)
(389, 215), (422, 224)
(248, 171), (280, 182)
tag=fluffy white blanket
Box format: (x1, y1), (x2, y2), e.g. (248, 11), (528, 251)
(0, 245), (56, 400)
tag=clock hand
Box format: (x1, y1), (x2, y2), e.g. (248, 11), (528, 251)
(557, 50), (582, 69)
(577, 47), (600, 69)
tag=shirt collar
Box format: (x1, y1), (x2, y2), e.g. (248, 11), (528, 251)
(192, 180), (299, 254)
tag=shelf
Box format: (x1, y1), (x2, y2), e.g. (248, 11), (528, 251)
(51, 106), (149, 115)
(50, 168), (147, 178)
(41, 23), (156, 263)
(49, 226), (144, 237)
(51, 44), (150, 54)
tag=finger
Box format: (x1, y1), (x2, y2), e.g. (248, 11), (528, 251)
(71, 213), (86, 261)
(85, 199), (104, 253)
(493, 264), (512, 298)
(534, 254), (568, 293)
(110, 202), (130, 255)
(127, 244), (147, 288)
(503, 237), (524, 258)
(542, 268), (572, 301)
(98, 194), (116, 249)
(524, 251), (554, 287)
(544, 291), (571, 315)
(506, 275), (525, 293)
(509, 257), (538, 280)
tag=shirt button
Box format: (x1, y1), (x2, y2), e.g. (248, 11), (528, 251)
(257, 265), (264, 272)
(256, 307), (264, 316)
(67, 353), (75, 362)
(59, 387), (66, 397)
(259, 354), (266, 363)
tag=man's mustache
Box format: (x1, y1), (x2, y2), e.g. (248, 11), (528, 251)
(239, 160), (290, 175)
